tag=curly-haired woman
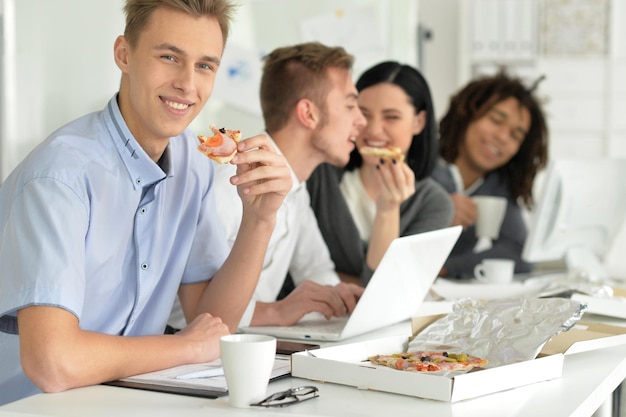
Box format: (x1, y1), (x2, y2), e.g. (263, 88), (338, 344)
(433, 71), (549, 278)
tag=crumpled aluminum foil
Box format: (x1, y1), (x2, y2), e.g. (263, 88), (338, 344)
(408, 297), (587, 368)
(532, 271), (614, 299)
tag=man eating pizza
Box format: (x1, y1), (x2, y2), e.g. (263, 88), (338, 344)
(0, 0), (291, 405)
(167, 41), (367, 331)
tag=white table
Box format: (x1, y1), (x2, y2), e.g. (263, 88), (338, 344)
(1, 317), (625, 417)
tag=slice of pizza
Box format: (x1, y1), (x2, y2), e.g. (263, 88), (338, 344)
(359, 145), (405, 162)
(368, 353), (441, 372)
(419, 351), (488, 371)
(197, 125), (241, 163)
(368, 351), (487, 373)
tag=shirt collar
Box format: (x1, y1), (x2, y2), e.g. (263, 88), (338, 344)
(445, 160), (484, 195)
(105, 95), (168, 190)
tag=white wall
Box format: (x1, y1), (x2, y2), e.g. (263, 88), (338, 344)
(196, 0), (420, 139)
(417, 0), (461, 122)
(2, 0), (125, 179)
(1, 0), (419, 179)
(418, 0), (626, 278)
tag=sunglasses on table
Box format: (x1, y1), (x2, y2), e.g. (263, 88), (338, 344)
(251, 385), (319, 408)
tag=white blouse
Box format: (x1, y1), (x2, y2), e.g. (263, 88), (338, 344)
(339, 169), (376, 241)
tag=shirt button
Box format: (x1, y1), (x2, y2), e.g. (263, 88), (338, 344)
(140, 207), (147, 214)
(136, 178), (142, 185)
(141, 263), (149, 270)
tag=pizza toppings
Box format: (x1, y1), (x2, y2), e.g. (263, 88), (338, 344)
(368, 351), (488, 373)
(359, 145), (405, 162)
(197, 125), (241, 163)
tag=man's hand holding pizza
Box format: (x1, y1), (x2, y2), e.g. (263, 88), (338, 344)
(229, 134), (292, 225)
(197, 127), (291, 223)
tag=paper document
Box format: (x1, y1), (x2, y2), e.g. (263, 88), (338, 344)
(175, 366), (224, 380)
(115, 356), (291, 393)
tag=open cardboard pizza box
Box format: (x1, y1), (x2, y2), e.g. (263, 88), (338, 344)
(571, 287), (626, 319)
(291, 314), (626, 402)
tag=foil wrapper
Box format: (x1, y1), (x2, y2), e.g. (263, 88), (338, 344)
(532, 272), (614, 299)
(408, 298), (587, 368)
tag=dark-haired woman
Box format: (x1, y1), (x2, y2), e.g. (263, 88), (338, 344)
(307, 61), (453, 286)
(432, 71), (549, 278)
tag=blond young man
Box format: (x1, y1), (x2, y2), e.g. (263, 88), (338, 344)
(0, 0), (291, 404)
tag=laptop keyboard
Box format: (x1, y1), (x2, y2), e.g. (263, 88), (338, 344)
(283, 317), (347, 333)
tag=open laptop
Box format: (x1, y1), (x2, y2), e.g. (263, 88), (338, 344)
(240, 225), (462, 341)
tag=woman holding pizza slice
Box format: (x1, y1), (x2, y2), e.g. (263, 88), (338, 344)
(306, 61), (453, 286)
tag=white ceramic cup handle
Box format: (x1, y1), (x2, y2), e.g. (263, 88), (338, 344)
(474, 264), (486, 281)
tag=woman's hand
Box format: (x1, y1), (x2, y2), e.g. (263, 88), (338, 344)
(449, 193), (477, 228)
(374, 158), (415, 212)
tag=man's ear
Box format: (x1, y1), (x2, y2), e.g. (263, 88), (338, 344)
(412, 110), (427, 135)
(113, 35), (130, 72)
(294, 98), (319, 130)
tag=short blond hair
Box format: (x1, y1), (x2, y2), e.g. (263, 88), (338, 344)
(123, 0), (236, 48)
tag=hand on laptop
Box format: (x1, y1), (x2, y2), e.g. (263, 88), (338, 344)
(333, 282), (363, 313)
(254, 281), (363, 326)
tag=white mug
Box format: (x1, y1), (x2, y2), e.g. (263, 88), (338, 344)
(220, 334), (276, 408)
(472, 196), (507, 239)
(474, 258), (515, 284)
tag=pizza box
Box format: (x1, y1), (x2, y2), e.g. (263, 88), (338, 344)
(539, 320), (626, 355)
(571, 287), (626, 319)
(291, 315), (626, 402)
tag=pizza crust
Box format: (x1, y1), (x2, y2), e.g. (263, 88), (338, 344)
(359, 145), (405, 162)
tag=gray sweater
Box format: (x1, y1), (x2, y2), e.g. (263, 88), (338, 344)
(307, 163), (454, 285)
(431, 161), (532, 278)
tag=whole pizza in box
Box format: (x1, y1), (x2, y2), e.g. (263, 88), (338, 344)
(368, 350), (488, 373)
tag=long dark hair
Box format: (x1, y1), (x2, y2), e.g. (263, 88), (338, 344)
(439, 71), (549, 207)
(344, 61), (438, 180)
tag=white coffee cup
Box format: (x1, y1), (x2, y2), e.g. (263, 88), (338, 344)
(474, 258), (515, 284)
(220, 334), (276, 408)
(472, 196), (507, 239)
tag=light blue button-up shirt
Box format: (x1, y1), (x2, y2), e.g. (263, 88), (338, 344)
(0, 95), (230, 404)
